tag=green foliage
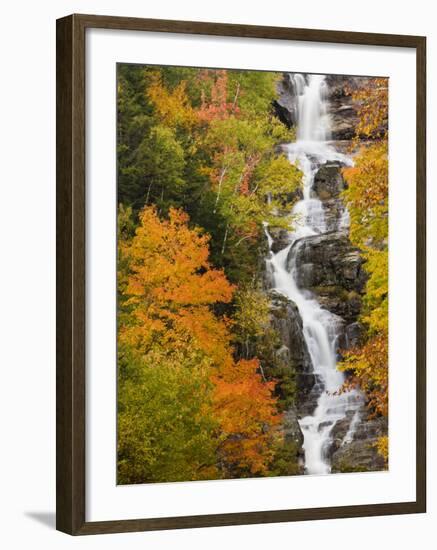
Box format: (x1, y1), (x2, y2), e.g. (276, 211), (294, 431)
(117, 64), (302, 285)
(120, 124), (186, 212)
(118, 346), (219, 484)
(233, 286), (271, 353)
(268, 439), (301, 477)
(227, 70), (278, 115)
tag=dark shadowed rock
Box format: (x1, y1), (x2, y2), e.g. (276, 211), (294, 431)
(273, 74), (298, 127)
(345, 322), (364, 347)
(289, 232), (367, 295)
(315, 288), (362, 326)
(272, 406), (305, 476)
(283, 407), (304, 448)
(297, 375), (325, 417)
(326, 410), (356, 457)
(268, 290), (316, 408)
(331, 440), (386, 472)
(331, 412), (388, 473)
(311, 162), (349, 232)
(313, 162), (346, 200)
(267, 227), (291, 254)
(321, 198), (347, 232)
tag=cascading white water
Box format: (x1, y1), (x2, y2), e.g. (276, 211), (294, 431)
(265, 74), (362, 475)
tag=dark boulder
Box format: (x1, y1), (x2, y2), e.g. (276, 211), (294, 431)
(267, 227), (291, 254)
(289, 232), (367, 294)
(325, 75), (372, 140)
(331, 440), (386, 473)
(313, 162), (346, 200)
(273, 74), (298, 127)
(268, 290), (315, 407)
(321, 198), (347, 233)
(344, 322), (364, 348)
(326, 410), (356, 457)
(296, 375), (325, 417)
(331, 413), (388, 473)
(283, 407), (304, 448)
(314, 287), (362, 326)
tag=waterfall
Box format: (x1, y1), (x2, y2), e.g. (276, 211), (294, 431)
(265, 74), (362, 475)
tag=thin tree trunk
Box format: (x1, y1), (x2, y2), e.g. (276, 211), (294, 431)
(145, 181), (152, 204)
(259, 363), (267, 383)
(232, 82), (240, 111)
(214, 166), (228, 213)
(221, 223), (229, 255)
(220, 167), (246, 255)
(235, 234), (255, 247)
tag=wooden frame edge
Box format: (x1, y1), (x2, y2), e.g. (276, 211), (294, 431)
(56, 14), (427, 535)
(56, 14), (86, 535)
(415, 35), (427, 515)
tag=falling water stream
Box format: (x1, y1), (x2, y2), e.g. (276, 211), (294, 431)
(265, 74), (362, 475)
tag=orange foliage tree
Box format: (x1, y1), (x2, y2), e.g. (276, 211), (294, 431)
(119, 206), (234, 365)
(197, 69), (238, 123)
(118, 206), (282, 479)
(213, 358), (281, 476)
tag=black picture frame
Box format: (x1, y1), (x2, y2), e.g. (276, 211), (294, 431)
(56, 13), (426, 535)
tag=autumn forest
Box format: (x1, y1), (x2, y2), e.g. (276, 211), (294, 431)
(116, 64), (389, 484)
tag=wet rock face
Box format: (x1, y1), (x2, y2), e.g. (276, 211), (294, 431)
(330, 414), (388, 473)
(297, 375), (325, 417)
(283, 408), (304, 448)
(312, 162), (346, 200)
(312, 288), (362, 327)
(320, 405), (388, 473)
(268, 290), (316, 407)
(289, 232), (367, 295)
(312, 161), (349, 232)
(344, 322), (364, 348)
(324, 75), (360, 139)
(273, 405), (305, 476)
(288, 228), (367, 345)
(274, 75), (298, 127)
(322, 199), (346, 233)
(304, 161), (366, 327)
(326, 96), (359, 141)
(267, 227), (291, 254)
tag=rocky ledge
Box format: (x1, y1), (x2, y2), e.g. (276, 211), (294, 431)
(290, 231), (366, 292)
(329, 409), (388, 473)
(268, 290), (316, 407)
(313, 162), (347, 200)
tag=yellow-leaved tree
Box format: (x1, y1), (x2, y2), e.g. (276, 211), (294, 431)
(340, 78), (389, 463)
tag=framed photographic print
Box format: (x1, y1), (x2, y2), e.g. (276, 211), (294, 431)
(56, 14), (426, 535)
